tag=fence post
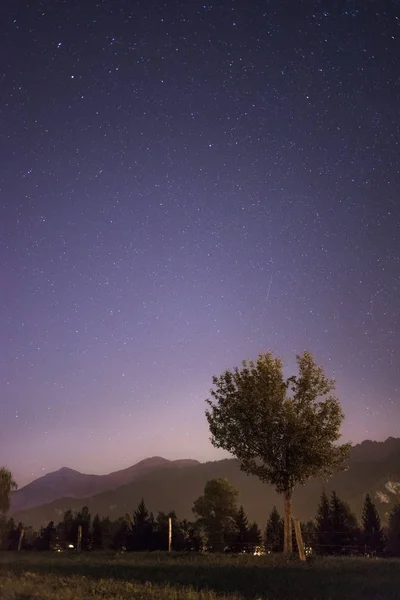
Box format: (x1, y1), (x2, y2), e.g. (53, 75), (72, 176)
(77, 525), (82, 552)
(168, 517), (172, 552)
(17, 528), (25, 552)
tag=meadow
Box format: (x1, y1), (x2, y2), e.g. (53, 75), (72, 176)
(0, 551), (399, 600)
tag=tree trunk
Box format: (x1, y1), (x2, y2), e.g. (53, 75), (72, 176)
(283, 491), (293, 554)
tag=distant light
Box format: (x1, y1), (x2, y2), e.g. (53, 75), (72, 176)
(68, 544), (74, 548)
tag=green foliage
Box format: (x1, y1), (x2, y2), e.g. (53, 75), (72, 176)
(361, 494), (384, 554)
(0, 467), (17, 514)
(192, 478), (238, 552)
(206, 351), (350, 552)
(265, 506), (284, 552)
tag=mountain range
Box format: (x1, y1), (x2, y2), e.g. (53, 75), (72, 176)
(10, 457), (199, 514)
(9, 438), (400, 530)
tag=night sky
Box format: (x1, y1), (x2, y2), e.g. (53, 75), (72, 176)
(1, 1), (399, 486)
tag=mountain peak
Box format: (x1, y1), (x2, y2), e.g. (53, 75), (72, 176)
(134, 456), (170, 468)
(56, 467), (80, 475)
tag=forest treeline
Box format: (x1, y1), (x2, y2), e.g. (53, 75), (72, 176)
(1, 478), (400, 557)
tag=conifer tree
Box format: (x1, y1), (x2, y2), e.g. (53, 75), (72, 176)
(59, 509), (75, 547)
(234, 505), (249, 551)
(329, 491), (359, 554)
(129, 498), (154, 551)
(112, 515), (130, 550)
(361, 494), (384, 554)
(248, 522), (262, 550)
(92, 514), (103, 550)
(75, 506), (92, 551)
(387, 504), (400, 557)
(265, 506), (284, 553)
(315, 491), (332, 554)
(37, 521), (56, 551)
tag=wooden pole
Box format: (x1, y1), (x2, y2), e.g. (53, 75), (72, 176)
(168, 517), (172, 552)
(17, 528), (25, 552)
(293, 518), (306, 561)
(77, 525), (82, 552)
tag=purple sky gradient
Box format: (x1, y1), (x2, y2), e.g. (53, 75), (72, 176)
(1, 0), (399, 486)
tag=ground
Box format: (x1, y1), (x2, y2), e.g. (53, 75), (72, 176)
(0, 552), (399, 600)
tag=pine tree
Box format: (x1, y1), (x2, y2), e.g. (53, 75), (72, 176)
(111, 516), (130, 550)
(92, 514), (103, 550)
(315, 491), (332, 554)
(329, 491), (359, 554)
(387, 504), (400, 557)
(36, 521), (56, 551)
(129, 498), (154, 551)
(361, 494), (384, 555)
(99, 517), (112, 549)
(234, 505), (249, 552)
(59, 509), (75, 548)
(265, 506), (284, 553)
(301, 520), (317, 551)
(248, 522), (262, 551)
(75, 506), (92, 551)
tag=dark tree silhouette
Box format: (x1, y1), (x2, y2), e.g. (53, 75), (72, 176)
(315, 491), (332, 554)
(265, 506), (284, 553)
(233, 505), (249, 552)
(36, 521), (56, 551)
(92, 514), (103, 550)
(128, 498), (154, 551)
(329, 491), (359, 555)
(0, 468), (17, 514)
(247, 522), (262, 550)
(387, 504), (400, 557)
(193, 478), (238, 552)
(361, 494), (384, 555)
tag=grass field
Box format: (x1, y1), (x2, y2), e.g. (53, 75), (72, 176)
(0, 551), (399, 600)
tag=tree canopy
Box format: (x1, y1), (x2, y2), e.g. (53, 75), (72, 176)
(192, 478), (238, 551)
(205, 351), (350, 552)
(0, 468), (17, 514)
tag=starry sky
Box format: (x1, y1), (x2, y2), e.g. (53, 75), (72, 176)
(1, 0), (399, 487)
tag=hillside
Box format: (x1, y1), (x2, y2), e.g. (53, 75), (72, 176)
(12, 438), (400, 530)
(10, 457), (200, 514)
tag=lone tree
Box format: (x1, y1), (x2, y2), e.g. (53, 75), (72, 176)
(206, 351), (350, 553)
(193, 478), (238, 552)
(0, 468), (17, 514)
